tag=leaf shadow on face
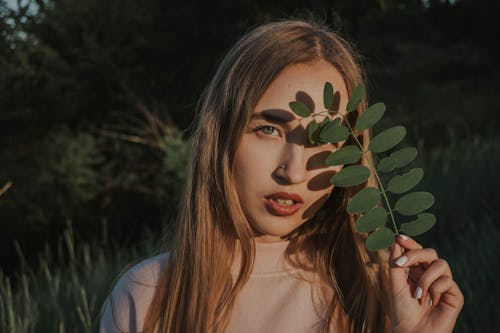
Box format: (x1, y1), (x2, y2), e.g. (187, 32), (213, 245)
(296, 89), (341, 114)
(256, 108), (310, 147)
(296, 91), (315, 113)
(302, 168), (341, 220)
(302, 192), (331, 220)
(272, 151), (340, 187)
(258, 108), (296, 122)
(307, 170), (336, 192)
(330, 91), (341, 112)
(306, 150), (332, 171)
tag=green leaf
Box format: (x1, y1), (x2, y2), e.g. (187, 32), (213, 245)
(395, 191), (435, 216)
(289, 101), (311, 117)
(365, 227), (395, 251)
(331, 165), (370, 187)
(318, 122), (350, 144)
(377, 157), (397, 173)
(391, 147), (418, 168)
(387, 168), (424, 194)
(347, 187), (380, 214)
(369, 126), (407, 153)
(308, 120), (319, 144)
(325, 145), (362, 166)
(346, 84), (365, 112)
(331, 118), (341, 126)
(355, 103), (386, 131)
(315, 118), (332, 145)
(356, 207), (387, 233)
(401, 213), (436, 236)
(377, 147), (418, 173)
(323, 82), (334, 110)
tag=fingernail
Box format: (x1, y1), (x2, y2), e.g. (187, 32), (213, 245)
(399, 234), (408, 240)
(428, 298), (433, 307)
(395, 256), (408, 267)
(415, 287), (423, 299)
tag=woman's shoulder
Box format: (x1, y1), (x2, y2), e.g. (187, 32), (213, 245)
(99, 252), (169, 333)
(118, 252), (169, 288)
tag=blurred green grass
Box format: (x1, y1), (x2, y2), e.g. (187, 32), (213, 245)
(1, 134), (499, 332)
(0, 223), (161, 333)
(416, 134), (500, 332)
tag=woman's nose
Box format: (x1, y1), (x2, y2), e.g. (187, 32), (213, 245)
(274, 144), (307, 184)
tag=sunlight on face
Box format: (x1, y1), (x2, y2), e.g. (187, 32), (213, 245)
(233, 60), (349, 242)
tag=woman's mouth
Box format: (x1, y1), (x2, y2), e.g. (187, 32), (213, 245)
(265, 192), (304, 216)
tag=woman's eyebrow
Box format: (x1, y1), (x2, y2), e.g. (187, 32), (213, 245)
(250, 109), (296, 124)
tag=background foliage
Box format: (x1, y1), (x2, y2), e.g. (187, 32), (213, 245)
(1, 0), (499, 331)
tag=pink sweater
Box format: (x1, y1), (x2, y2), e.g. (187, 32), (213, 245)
(99, 240), (334, 332)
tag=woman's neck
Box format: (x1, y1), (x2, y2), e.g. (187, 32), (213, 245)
(231, 239), (295, 275)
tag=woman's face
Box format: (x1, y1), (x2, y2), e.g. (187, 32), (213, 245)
(233, 60), (350, 242)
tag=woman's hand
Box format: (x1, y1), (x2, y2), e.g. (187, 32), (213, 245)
(389, 235), (464, 333)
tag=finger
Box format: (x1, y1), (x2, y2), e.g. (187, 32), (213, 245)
(429, 277), (464, 310)
(391, 235), (419, 263)
(414, 258), (452, 300)
(395, 234), (423, 251)
(427, 275), (450, 307)
(408, 265), (425, 284)
(393, 247), (439, 270)
(389, 242), (413, 295)
(390, 239), (404, 263)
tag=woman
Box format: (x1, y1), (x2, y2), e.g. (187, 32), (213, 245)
(99, 19), (463, 332)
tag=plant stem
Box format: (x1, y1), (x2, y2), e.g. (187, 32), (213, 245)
(336, 111), (400, 236)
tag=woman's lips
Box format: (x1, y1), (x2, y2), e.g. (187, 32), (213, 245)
(265, 192), (304, 216)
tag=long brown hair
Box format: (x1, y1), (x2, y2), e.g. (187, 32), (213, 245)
(144, 19), (391, 333)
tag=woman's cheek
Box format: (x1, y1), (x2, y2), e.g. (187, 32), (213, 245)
(253, 140), (282, 158)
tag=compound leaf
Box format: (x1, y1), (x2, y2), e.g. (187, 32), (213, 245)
(287, 81), (437, 250)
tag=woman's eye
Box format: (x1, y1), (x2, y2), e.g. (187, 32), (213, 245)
(258, 126), (279, 136)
